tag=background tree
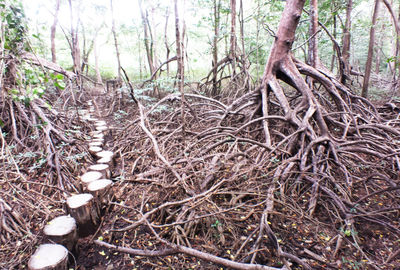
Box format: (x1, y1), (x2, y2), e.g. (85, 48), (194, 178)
(50, 0), (60, 63)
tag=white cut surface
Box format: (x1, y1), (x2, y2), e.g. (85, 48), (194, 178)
(97, 156), (112, 163)
(89, 141), (102, 147)
(96, 150), (114, 159)
(28, 244), (68, 269)
(96, 126), (108, 131)
(67, 193), (93, 208)
(93, 133), (104, 139)
(44, 215), (76, 236)
(81, 171), (102, 183)
(90, 130), (103, 136)
(88, 179), (112, 191)
(95, 120), (106, 126)
(89, 164), (109, 171)
(89, 146), (102, 152)
(87, 100), (92, 105)
(88, 117), (98, 121)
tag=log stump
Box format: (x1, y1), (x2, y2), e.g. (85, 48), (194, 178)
(43, 215), (78, 252)
(96, 150), (113, 159)
(66, 194), (100, 237)
(89, 141), (103, 147)
(28, 244), (68, 270)
(88, 164), (111, 178)
(88, 146), (102, 155)
(88, 179), (113, 210)
(80, 171), (103, 191)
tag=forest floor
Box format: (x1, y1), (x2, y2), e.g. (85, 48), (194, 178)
(1, 84), (400, 270)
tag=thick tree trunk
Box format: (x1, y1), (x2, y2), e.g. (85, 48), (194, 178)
(362, 0), (380, 98)
(110, 0), (122, 80)
(50, 0), (60, 64)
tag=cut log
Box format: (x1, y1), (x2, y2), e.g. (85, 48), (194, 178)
(96, 150), (114, 159)
(80, 171), (103, 187)
(89, 141), (103, 147)
(43, 215), (77, 252)
(96, 126), (108, 132)
(66, 194), (100, 237)
(88, 164), (111, 178)
(97, 155), (113, 164)
(92, 133), (104, 139)
(28, 244), (68, 270)
(87, 179), (113, 207)
(89, 146), (102, 154)
(95, 120), (106, 126)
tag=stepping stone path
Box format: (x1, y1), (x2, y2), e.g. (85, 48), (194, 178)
(28, 100), (115, 270)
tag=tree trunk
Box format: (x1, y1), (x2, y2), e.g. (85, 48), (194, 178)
(110, 0), (121, 80)
(94, 35), (102, 84)
(382, 0), (400, 87)
(50, 0), (60, 64)
(341, 0), (352, 83)
(138, 0), (155, 76)
(230, 0), (237, 77)
(68, 0), (81, 76)
(362, 0), (380, 98)
(211, 0), (221, 97)
(164, 7), (171, 77)
(307, 0), (319, 68)
(174, 0), (185, 135)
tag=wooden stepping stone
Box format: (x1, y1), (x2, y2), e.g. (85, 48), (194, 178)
(88, 146), (102, 155)
(80, 171), (103, 188)
(89, 141), (103, 147)
(94, 120), (106, 126)
(28, 243), (68, 270)
(96, 150), (113, 159)
(92, 133), (104, 139)
(43, 215), (77, 252)
(66, 194), (100, 237)
(88, 179), (113, 207)
(88, 164), (111, 178)
(97, 155), (113, 164)
(96, 126), (108, 132)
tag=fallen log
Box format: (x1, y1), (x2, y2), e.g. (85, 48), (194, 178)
(21, 52), (75, 79)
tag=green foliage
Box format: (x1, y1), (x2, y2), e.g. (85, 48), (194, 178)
(8, 64), (65, 106)
(1, 0), (27, 52)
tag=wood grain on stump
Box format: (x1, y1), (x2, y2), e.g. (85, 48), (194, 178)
(43, 215), (77, 252)
(88, 179), (113, 208)
(88, 164), (111, 178)
(28, 244), (68, 270)
(66, 194), (100, 237)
